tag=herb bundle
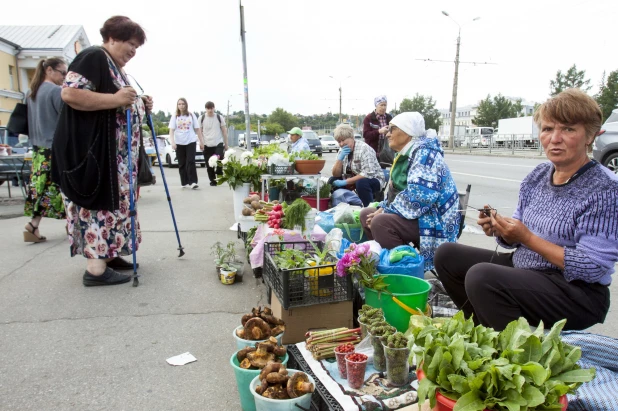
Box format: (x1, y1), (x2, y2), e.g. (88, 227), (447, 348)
(282, 198), (312, 231)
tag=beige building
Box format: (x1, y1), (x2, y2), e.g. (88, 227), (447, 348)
(0, 25), (90, 126)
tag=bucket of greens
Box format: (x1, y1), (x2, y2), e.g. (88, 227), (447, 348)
(411, 312), (595, 411)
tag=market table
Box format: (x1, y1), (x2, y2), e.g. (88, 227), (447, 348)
(287, 343), (430, 411)
(0, 153), (31, 199)
(260, 173), (325, 210)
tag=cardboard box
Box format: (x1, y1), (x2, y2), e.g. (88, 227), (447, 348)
(271, 295), (354, 345)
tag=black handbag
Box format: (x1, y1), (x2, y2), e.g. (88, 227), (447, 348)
(7, 102), (29, 135)
(137, 120), (155, 187)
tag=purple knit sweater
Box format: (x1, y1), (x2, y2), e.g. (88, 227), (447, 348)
(498, 161), (618, 285)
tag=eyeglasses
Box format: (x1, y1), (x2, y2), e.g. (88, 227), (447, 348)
(388, 125), (399, 133)
(52, 68), (67, 77)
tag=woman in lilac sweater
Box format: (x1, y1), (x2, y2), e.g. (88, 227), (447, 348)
(434, 89), (618, 331)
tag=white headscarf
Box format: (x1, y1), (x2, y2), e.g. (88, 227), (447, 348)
(390, 112), (426, 138)
(426, 129), (437, 139)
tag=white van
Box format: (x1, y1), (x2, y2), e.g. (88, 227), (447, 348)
(465, 127), (494, 148)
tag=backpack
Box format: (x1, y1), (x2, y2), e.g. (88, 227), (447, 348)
(199, 113), (221, 128)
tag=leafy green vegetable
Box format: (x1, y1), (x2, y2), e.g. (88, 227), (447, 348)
(412, 315), (596, 411)
(282, 198), (312, 230)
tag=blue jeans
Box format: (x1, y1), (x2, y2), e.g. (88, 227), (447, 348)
(355, 178), (381, 207)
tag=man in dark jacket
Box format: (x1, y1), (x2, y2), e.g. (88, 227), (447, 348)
(363, 95), (393, 168)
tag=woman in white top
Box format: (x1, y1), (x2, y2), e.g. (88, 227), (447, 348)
(169, 98), (204, 189)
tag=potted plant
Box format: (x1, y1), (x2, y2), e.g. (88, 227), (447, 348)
(413, 313), (594, 411)
(217, 149), (266, 220)
(305, 239), (337, 297)
(268, 178), (287, 203)
(219, 262), (238, 285)
(301, 178), (331, 210)
(211, 241), (227, 276)
(293, 150), (325, 174)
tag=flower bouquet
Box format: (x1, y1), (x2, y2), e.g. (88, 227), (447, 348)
(336, 243), (388, 292)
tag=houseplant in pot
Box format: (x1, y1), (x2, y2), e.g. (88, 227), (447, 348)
(412, 313), (594, 411)
(293, 150), (325, 174)
(217, 149), (266, 219)
(301, 178), (331, 210)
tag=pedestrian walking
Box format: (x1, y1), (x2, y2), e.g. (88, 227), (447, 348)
(169, 98), (204, 189)
(52, 16), (153, 286)
(199, 101), (228, 186)
(23, 57), (68, 243)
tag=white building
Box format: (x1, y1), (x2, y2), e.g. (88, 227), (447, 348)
(440, 97), (537, 129)
(0, 25), (90, 99)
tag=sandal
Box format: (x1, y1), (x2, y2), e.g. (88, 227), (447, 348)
(24, 222), (47, 243)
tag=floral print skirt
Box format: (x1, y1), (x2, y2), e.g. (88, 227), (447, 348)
(24, 146), (66, 219)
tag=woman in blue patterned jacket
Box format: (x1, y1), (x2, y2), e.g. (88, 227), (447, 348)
(435, 89), (618, 331)
(360, 112), (461, 271)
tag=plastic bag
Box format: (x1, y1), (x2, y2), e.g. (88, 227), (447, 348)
(324, 228), (343, 256)
(336, 238), (352, 259)
(333, 203), (356, 224)
(332, 189), (363, 208)
(377, 245), (424, 278)
(354, 334), (374, 365)
(316, 211), (335, 234)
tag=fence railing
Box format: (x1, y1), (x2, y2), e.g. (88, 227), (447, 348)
(439, 134), (543, 155)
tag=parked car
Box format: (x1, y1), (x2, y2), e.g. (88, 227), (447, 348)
(158, 135), (205, 167)
(319, 135), (338, 152)
(0, 127), (31, 187)
(592, 108), (618, 175)
(302, 130), (322, 156)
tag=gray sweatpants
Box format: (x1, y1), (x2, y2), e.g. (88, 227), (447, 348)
(359, 207), (419, 250)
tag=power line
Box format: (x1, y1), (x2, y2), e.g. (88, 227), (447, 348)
(415, 58), (497, 66)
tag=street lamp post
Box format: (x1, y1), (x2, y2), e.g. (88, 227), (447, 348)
(442, 11), (479, 149)
(329, 75), (351, 124)
(226, 93), (242, 124)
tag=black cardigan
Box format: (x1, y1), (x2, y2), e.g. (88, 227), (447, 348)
(52, 47), (120, 211)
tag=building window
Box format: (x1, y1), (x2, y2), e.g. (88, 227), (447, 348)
(9, 66), (17, 91)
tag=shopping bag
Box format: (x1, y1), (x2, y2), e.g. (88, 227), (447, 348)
(335, 222), (367, 243)
(377, 245), (424, 278)
(316, 211), (335, 234)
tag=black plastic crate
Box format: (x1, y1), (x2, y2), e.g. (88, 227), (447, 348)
(262, 241), (353, 310)
(269, 164), (295, 175)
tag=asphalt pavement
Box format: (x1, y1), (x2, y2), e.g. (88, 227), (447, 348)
(0, 150), (615, 410)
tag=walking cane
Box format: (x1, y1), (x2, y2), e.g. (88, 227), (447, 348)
(126, 109), (140, 286)
(146, 112), (185, 257)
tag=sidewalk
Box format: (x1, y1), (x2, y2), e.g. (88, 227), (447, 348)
(0, 166), (615, 410)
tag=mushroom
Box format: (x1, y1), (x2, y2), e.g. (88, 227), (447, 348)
(270, 325), (286, 337)
(239, 358), (252, 369)
(263, 306), (273, 316)
(241, 313), (254, 326)
(264, 384), (290, 399)
(246, 343), (275, 369)
(236, 328), (246, 339)
(244, 317), (271, 340)
(266, 372), (289, 385)
(287, 372), (314, 398)
(259, 363), (287, 380)
(236, 346), (257, 362)
(255, 378), (269, 395)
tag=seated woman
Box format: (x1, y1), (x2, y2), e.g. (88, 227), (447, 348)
(331, 123), (385, 206)
(360, 112), (460, 271)
(434, 89), (618, 331)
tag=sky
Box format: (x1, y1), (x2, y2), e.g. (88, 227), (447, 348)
(3, 0), (618, 117)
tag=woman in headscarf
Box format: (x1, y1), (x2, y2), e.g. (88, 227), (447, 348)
(363, 95), (392, 161)
(359, 112), (460, 271)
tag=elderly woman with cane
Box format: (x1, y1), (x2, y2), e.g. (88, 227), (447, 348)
(359, 112), (460, 271)
(434, 89), (618, 331)
(52, 16), (153, 286)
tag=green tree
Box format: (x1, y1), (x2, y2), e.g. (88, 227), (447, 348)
(398, 93), (443, 130)
(472, 94), (524, 128)
(261, 122), (284, 136)
(595, 69), (618, 122)
(550, 64), (591, 96)
(268, 108), (298, 131)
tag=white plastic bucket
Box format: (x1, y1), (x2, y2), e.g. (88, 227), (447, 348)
(249, 369), (314, 411)
(233, 326), (285, 350)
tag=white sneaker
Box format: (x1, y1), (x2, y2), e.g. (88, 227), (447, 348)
(191, 183), (199, 189)
(182, 184), (190, 189)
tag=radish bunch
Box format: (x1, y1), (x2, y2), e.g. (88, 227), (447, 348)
(267, 203), (284, 229)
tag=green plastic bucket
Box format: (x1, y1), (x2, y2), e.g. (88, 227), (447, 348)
(364, 274), (431, 332)
(230, 352), (289, 411)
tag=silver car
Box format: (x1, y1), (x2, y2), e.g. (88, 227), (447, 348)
(592, 109), (618, 174)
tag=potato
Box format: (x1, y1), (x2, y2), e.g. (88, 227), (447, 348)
(250, 194), (261, 202)
(251, 201), (262, 210)
(244, 197), (253, 204)
(242, 208), (253, 216)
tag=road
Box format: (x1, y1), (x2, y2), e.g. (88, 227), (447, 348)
(319, 151), (547, 219)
